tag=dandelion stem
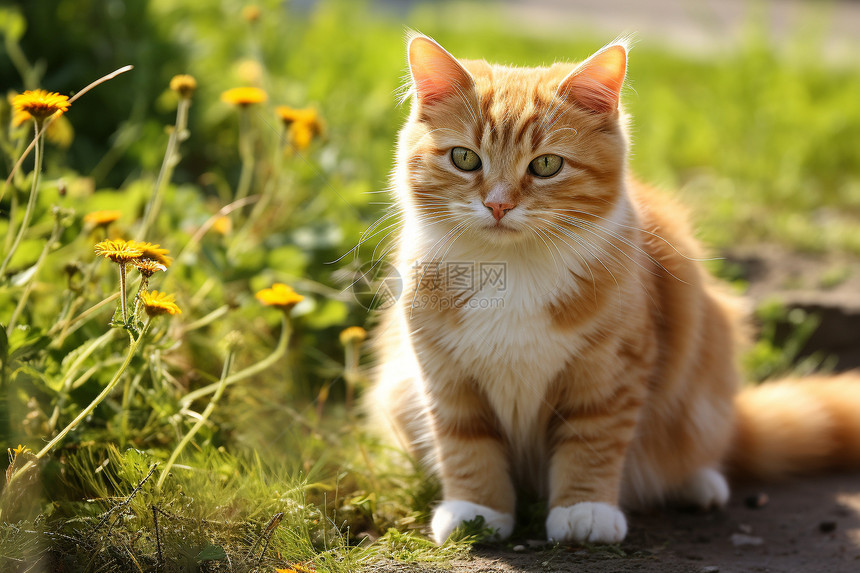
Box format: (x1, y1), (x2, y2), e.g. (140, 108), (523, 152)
(7, 209), (63, 332)
(178, 304), (229, 335)
(0, 122), (44, 277)
(179, 313), (291, 407)
(120, 371), (145, 446)
(7, 317), (153, 489)
(118, 262), (129, 325)
(231, 125), (288, 253)
(234, 108), (255, 203)
(1, 65), (133, 204)
(68, 65), (135, 104)
(157, 349), (234, 491)
(170, 195), (259, 268)
(51, 292), (120, 346)
(344, 342), (361, 412)
(140, 96), (191, 239)
(47, 327), (118, 432)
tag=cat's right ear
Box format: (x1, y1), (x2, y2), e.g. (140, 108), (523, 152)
(407, 34), (475, 106)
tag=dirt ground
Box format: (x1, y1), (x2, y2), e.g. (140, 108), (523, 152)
(367, 469), (860, 573)
(468, 474), (860, 573)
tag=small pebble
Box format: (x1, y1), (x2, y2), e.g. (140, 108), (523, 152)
(513, 544), (526, 552)
(819, 521), (837, 533)
(738, 523), (753, 534)
(700, 567), (720, 573)
(730, 533), (764, 547)
(744, 493), (769, 509)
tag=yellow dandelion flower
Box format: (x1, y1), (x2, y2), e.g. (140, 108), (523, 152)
(10, 95), (75, 146)
(136, 242), (172, 268)
(140, 290), (182, 317)
(12, 107), (31, 127)
(94, 239), (144, 263)
(255, 283), (304, 311)
(169, 74), (197, 99)
(220, 87), (267, 107)
(276, 106), (323, 151)
(242, 5), (261, 22)
(236, 59), (264, 84)
(213, 216), (232, 235)
(132, 258), (167, 278)
(12, 89), (70, 121)
(275, 106), (318, 126)
(84, 210), (122, 227)
(12, 444), (32, 456)
(339, 326), (367, 346)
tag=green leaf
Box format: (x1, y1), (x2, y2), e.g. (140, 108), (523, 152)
(303, 298), (347, 329)
(196, 544), (227, 561)
(266, 245), (309, 276)
(9, 331), (50, 362)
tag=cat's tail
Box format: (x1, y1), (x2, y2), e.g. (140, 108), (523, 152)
(727, 372), (860, 480)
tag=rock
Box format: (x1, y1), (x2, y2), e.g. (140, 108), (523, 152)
(744, 493), (769, 509)
(819, 521), (837, 533)
(730, 533), (764, 547)
(512, 544), (526, 552)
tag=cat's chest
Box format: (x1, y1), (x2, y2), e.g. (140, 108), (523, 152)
(414, 252), (587, 433)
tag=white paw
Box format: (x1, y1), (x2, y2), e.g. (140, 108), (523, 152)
(430, 500), (514, 544)
(545, 502), (627, 544)
(678, 468), (730, 509)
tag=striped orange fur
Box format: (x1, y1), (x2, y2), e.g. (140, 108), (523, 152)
(367, 34), (860, 545)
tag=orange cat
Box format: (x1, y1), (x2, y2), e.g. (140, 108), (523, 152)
(368, 34), (860, 545)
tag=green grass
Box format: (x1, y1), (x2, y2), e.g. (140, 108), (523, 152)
(1, 0), (859, 571)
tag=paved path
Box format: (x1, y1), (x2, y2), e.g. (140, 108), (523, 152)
(500, 0), (860, 62)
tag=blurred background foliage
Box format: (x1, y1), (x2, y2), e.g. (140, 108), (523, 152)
(1, 0), (859, 570)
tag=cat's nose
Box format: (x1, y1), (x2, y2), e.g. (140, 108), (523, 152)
(484, 201), (516, 222)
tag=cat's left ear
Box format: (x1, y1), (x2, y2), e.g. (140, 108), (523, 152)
(407, 34), (476, 106)
(559, 43), (627, 114)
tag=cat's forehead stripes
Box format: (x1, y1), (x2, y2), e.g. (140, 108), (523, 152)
(462, 62), (578, 153)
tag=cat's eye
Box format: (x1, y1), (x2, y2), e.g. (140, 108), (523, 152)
(529, 154), (563, 178)
(451, 147), (482, 172)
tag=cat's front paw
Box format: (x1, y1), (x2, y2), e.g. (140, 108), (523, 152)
(677, 468), (730, 510)
(545, 502), (627, 544)
(430, 500), (514, 544)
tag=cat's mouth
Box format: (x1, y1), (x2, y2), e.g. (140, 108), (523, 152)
(485, 220), (518, 232)
(482, 222), (522, 238)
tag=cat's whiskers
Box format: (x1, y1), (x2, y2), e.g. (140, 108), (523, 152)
(332, 207), (402, 265)
(536, 213), (624, 273)
(531, 222), (599, 298)
(554, 213), (685, 283)
(552, 216), (651, 289)
(555, 207), (711, 263)
(550, 214), (665, 310)
(538, 218), (621, 289)
(408, 220), (471, 316)
(526, 225), (588, 300)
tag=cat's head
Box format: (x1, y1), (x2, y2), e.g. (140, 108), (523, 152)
(397, 34), (630, 248)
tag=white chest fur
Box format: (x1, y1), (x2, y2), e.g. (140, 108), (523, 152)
(409, 233), (588, 442)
